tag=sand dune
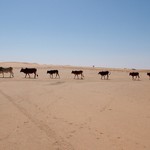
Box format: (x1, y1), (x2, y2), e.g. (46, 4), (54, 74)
(0, 62), (150, 150)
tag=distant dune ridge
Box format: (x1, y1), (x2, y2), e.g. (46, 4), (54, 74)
(0, 62), (41, 68)
(0, 61), (150, 72)
(0, 61), (150, 150)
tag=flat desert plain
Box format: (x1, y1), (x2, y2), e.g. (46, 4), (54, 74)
(0, 62), (150, 150)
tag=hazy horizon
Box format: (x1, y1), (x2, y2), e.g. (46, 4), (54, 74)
(0, 0), (150, 69)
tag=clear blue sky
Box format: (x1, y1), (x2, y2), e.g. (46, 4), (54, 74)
(0, 0), (150, 69)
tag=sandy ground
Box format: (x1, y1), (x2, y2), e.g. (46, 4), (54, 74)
(0, 62), (150, 150)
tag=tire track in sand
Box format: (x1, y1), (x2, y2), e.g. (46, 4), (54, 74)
(0, 90), (74, 150)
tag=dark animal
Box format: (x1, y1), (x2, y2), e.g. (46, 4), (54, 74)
(98, 71), (110, 80)
(20, 68), (38, 78)
(0, 67), (14, 78)
(129, 72), (140, 80)
(147, 73), (150, 80)
(47, 70), (60, 79)
(71, 70), (84, 79)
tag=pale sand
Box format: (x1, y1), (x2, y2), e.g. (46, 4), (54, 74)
(0, 62), (150, 150)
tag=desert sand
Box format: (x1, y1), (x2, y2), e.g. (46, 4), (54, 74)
(0, 62), (150, 150)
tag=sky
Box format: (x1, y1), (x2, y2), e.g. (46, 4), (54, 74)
(0, 0), (150, 69)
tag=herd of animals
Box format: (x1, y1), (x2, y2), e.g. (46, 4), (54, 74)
(0, 67), (150, 80)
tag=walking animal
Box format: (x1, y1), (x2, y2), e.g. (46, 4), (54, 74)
(20, 68), (38, 78)
(98, 71), (111, 80)
(0, 67), (14, 78)
(147, 73), (150, 80)
(71, 70), (84, 79)
(47, 70), (60, 79)
(129, 72), (140, 80)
